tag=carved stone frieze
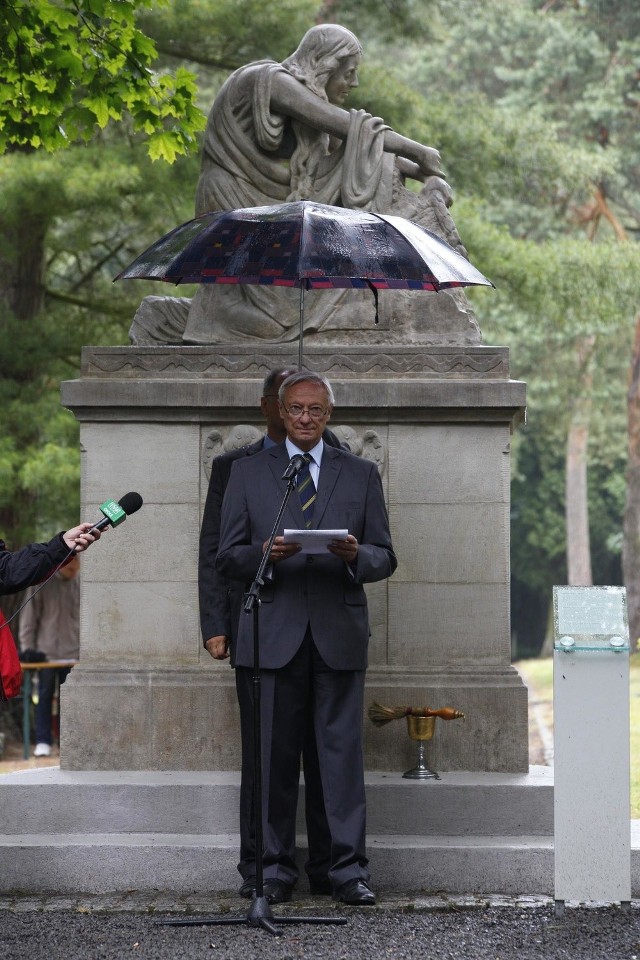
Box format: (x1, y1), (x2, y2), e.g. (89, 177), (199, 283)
(331, 425), (386, 476)
(81, 345), (509, 381)
(202, 425), (263, 480)
(202, 424), (386, 480)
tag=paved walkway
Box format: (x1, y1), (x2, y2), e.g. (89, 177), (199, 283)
(1, 892), (638, 960)
(0, 890), (554, 913)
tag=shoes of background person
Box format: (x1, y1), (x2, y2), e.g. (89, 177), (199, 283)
(238, 876), (256, 899)
(333, 878), (376, 905)
(309, 877), (333, 895)
(34, 743), (51, 757)
(262, 878), (293, 904)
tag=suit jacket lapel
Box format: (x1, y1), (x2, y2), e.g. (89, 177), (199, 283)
(267, 444), (307, 528)
(312, 445), (342, 528)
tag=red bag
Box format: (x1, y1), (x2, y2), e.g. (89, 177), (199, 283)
(0, 609), (23, 701)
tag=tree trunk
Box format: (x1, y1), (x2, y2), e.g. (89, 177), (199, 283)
(4, 211), (46, 320)
(565, 335), (595, 586)
(538, 594), (556, 658)
(623, 313), (640, 649)
(0, 198), (48, 544)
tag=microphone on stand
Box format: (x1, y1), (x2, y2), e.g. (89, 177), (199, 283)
(282, 455), (306, 480)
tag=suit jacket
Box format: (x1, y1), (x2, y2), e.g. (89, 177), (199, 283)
(216, 441), (397, 671)
(199, 438), (263, 648)
(198, 429), (346, 659)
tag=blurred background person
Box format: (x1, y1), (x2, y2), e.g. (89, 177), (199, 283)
(18, 554), (80, 757)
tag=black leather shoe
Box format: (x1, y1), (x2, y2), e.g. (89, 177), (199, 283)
(263, 878), (293, 904)
(333, 879), (376, 906)
(238, 876), (255, 899)
(309, 877), (333, 895)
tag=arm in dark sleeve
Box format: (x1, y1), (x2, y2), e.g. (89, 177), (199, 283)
(352, 462), (397, 585)
(0, 534), (69, 597)
(216, 461), (266, 582)
(198, 457), (234, 643)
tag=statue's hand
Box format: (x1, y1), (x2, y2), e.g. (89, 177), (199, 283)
(419, 145), (443, 178)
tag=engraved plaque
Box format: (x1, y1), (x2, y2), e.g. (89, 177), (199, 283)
(553, 586), (628, 652)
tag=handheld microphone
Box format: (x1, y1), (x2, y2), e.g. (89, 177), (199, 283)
(3, 493), (144, 627)
(282, 455), (305, 480)
(90, 492), (143, 533)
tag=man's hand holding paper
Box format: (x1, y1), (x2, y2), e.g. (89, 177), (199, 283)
(283, 528), (350, 556)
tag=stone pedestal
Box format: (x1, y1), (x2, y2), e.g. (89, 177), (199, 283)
(60, 344), (527, 772)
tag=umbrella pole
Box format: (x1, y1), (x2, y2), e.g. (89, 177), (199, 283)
(299, 285), (304, 370)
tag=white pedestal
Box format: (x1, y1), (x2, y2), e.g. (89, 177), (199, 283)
(554, 646), (630, 909)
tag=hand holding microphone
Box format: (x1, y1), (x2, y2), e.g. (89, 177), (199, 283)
(64, 492), (144, 552)
(62, 523), (102, 553)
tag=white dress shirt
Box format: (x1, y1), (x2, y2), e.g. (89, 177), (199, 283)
(285, 437), (323, 488)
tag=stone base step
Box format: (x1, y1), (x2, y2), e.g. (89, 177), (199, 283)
(0, 766), (554, 836)
(0, 765), (633, 897)
(0, 833), (554, 895)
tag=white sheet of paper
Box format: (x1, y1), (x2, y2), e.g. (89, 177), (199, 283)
(283, 528), (348, 555)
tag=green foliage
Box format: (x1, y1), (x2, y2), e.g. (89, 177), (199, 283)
(139, 0), (319, 70)
(0, 0), (206, 161)
(0, 0), (638, 632)
(400, 0), (640, 655)
(320, 0), (440, 44)
(0, 138), (198, 542)
(0, 298), (84, 541)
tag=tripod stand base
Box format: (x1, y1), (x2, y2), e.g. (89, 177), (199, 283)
(156, 896), (348, 937)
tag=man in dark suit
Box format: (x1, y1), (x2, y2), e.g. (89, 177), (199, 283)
(217, 371), (397, 906)
(199, 367), (340, 899)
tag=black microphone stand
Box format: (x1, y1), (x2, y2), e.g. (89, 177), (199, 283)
(158, 466), (347, 936)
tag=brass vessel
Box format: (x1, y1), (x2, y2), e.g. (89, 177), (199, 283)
(403, 714), (439, 779)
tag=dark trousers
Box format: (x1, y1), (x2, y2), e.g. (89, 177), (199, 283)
(236, 628), (368, 889)
(35, 667), (71, 745)
(236, 664), (332, 885)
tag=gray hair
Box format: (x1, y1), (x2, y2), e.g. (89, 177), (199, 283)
(278, 371), (335, 406)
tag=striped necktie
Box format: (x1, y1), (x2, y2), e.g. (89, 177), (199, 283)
(297, 453), (316, 528)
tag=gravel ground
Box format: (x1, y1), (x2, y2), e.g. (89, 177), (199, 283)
(1, 895), (639, 960)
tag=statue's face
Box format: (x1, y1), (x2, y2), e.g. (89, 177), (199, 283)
(325, 55), (360, 105)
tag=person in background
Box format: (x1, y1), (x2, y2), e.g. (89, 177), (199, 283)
(18, 554), (81, 757)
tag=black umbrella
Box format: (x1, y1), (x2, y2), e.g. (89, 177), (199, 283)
(115, 200), (493, 367)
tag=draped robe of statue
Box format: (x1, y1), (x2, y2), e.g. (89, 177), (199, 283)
(129, 60), (480, 347)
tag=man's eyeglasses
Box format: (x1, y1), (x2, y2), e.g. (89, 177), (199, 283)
(281, 403), (329, 420)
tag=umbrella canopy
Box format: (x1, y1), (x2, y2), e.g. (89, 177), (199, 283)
(115, 200), (493, 366)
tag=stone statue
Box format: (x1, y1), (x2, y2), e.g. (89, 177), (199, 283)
(129, 24), (481, 348)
